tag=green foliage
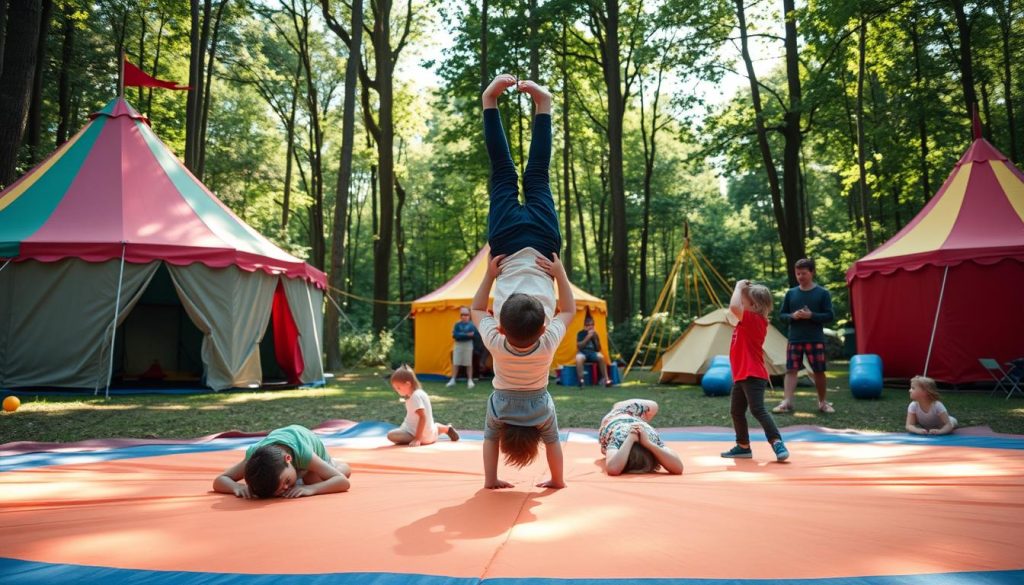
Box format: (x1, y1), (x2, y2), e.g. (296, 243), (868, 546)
(338, 329), (395, 368)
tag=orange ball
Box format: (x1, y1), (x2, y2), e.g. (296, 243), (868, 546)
(2, 396), (20, 412)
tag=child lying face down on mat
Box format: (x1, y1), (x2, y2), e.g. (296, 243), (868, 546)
(906, 375), (958, 435)
(387, 364), (460, 446)
(599, 399), (684, 475)
(213, 424), (351, 499)
(471, 74), (576, 490)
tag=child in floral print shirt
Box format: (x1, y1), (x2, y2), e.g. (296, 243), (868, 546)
(599, 399), (683, 475)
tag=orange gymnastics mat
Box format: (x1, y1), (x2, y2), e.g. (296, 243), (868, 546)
(1, 422), (1022, 584)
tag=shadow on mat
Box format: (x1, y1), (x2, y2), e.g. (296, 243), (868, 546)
(393, 489), (550, 555)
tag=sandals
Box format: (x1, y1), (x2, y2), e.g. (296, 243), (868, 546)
(772, 403), (794, 414)
(818, 402), (835, 414)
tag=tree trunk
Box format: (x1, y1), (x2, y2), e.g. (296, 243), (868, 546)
(370, 0), (397, 332)
(734, 0), (792, 282)
(949, 0), (977, 122)
(560, 19), (572, 277)
(910, 15), (931, 204)
(996, 0), (1018, 162)
(571, 151), (592, 290)
(480, 0), (488, 93)
(325, 0), (362, 371)
(25, 0), (51, 164)
(0, 0), (8, 70)
(282, 59), (301, 229)
(185, 0), (212, 173)
(137, 7), (146, 104)
(146, 10), (167, 116)
(638, 66), (664, 316)
(395, 175), (407, 302)
(0, 0), (42, 187)
(980, 73), (993, 141)
(780, 0), (807, 281)
(598, 0), (630, 323)
(56, 0), (74, 146)
(856, 14), (874, 251)
(197, 0), (228, 181)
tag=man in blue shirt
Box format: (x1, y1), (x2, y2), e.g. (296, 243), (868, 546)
(448, 307), (477, 388)
(773, 258), (835, 413)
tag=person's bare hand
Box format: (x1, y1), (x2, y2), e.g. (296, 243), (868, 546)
(487, 254), (506, 279)
(535, 253), (565, 280)
(484, 478), (514, 489)
(281, 485), (316, 498)
(233, 484), (253, 499)
(536, 479), (565, 489)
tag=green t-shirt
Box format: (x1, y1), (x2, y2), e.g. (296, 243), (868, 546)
(245, 425), (329, 472)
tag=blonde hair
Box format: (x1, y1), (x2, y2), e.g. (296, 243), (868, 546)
(745, 284), (773, 317)
(911, 375), (940, 401)
(391, 364), (422, 390)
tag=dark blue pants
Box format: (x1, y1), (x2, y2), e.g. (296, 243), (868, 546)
(730, 377), (783, 445)
(484, 108), (561, 258)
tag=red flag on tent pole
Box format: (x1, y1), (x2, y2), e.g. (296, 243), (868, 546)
(123, 58), (191, 90)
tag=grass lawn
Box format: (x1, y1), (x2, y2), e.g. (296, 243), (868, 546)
(2, 364), (1023, 444)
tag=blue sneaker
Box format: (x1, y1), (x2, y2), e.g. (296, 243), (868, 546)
(721, 445), (753, 459)
(772, 440), (790, 461)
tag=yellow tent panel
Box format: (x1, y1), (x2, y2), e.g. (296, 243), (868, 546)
(411, 246), (608, 378)
(652, 309), (788, 384)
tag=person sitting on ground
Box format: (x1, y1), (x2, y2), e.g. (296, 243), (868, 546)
(213, 424), (351, 499)
(599, 399), (683, 475)
(575, 315), (612, 387)
(906, 375), (958, 435)
(389, 364), (460, 446)
(472, 74), (575, 490)
(447, 306), (477, 388)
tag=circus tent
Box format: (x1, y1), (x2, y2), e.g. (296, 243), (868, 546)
(846, 123), (1024, 383)
(0, 98), (326, 392)
(411, 245), (609, 379)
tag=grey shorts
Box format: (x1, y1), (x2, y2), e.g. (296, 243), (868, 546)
(453, 341), (473, 366)
(484, 388), (559, 444)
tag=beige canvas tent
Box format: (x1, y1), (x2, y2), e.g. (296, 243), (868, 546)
(652, 309), (789, 384)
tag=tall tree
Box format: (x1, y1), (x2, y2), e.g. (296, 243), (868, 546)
(25, 0), (53, 164)
(948, 0), (978, 121)
(0, 0), (43, 187)
(324, 0), (363, 371)
(855, 12), (874, 250)
(322, 0), (415, 331)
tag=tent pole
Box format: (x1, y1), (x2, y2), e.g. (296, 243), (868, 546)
(305, 285), (326, 385)
(923, 265), (950, 377)
(102, 244), (127, 398)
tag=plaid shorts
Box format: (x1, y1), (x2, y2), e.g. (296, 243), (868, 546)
(787, 342), (827, 372)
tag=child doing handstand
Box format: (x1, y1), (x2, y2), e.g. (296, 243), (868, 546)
(388, 364), (460, 446)
(213, 424), (352, 499)
(472, 74), (576, 490)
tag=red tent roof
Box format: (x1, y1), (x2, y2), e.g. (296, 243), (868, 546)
(847, 136), (1024, 281)
(0, 98), (325, 288)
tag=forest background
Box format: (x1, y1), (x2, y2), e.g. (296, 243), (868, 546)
(0, 0), (1018, 371)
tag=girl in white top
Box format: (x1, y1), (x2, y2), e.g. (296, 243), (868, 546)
(388, 365), (460, 446)
(906, 375), (958, 435)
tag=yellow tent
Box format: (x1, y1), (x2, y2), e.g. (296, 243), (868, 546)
(652, 308), (789, 384)
(411, 245), (609, 378)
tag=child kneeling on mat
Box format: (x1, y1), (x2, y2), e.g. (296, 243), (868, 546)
(214, 424), (351, 499)
(906, 375), (958, 435)
(388, 364), (460, 446)
(472, 74), (575, 490)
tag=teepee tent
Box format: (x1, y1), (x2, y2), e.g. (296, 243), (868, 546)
(411, 245), (608, 379)
(846, 122), (1024, 383)
(652, 309), (789, 384)
(0, 98), (326, 392)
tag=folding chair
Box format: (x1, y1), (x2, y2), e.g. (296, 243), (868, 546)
(980, 358), (1023, 399)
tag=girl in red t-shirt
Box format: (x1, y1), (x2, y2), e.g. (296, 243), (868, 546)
(721, 280), (790, 462)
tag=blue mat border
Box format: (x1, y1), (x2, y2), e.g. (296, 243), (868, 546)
(0, 558), (1020, 585)
(3, 422), (1023, 473)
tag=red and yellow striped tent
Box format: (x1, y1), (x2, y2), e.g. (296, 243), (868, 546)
(411, 245), (608, 379)
(0, 98), (326, 391)
(847, 125), (1024, 382)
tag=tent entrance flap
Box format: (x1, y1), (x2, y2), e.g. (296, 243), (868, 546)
(114, 264), (204, 386)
